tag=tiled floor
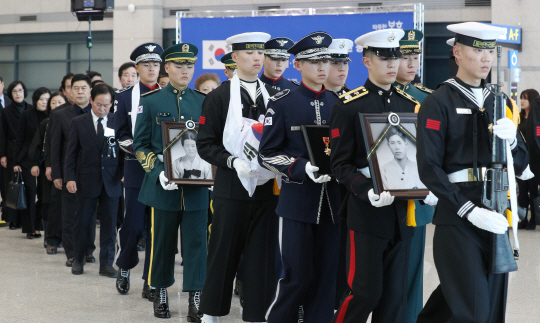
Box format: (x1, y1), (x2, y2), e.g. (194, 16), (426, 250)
(0, 223), (539, 322)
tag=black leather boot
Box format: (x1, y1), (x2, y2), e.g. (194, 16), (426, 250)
(187, 291), (203, 322)
(153, 288), (171, 319)
(116, 268), (130, 294)
(142, 280), (156, 301)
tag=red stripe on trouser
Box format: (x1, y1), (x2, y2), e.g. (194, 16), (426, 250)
(335, 230), (357, 323)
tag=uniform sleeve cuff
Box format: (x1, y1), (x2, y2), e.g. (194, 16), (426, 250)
(509, 138), (517, 150)
(457, 201), (475, 217)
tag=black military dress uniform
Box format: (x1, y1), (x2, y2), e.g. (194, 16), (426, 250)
(330, 79), (417, 323)
(197, 79), (279, 322)
(416, 77), (528, 323)
(259, 73), (298, 92)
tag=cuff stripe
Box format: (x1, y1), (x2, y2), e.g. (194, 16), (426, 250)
(457, 201), (475, 217)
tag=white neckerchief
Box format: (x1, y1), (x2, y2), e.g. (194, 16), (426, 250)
(471, 87), (484, 109)
(130, 81), (141, 136)
(91, 109), (108, 133)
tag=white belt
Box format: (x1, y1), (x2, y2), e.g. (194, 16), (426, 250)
(447, 167), (486, 183)
(358, 167), (371, 179)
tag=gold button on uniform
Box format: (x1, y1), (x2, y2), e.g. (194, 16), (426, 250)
(179, 97), (182, 100)
(387, 99), (390, 103)
(173, 90), (178, 93)
(181, 116), (185, 119)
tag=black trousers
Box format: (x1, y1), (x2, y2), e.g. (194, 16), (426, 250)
(20, 167), (41, 234)
(115, 187), (151, 281)
(200, 197), (277, 322)
(62, 184), (96, 259)
(74, 186), (118, 265)
(417, 225), (508, 323)
(517, 177), (539, 224)
(332, 231), (411, 323)
(266, 212), (340, 323)
(46, 186), (63, 246)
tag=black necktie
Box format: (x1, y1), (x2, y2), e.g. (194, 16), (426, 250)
(183, 169), (201, 178)
(97, 117), (104, 145)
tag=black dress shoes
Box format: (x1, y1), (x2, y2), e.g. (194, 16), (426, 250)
(187, 291), (203, 322)
(26, 233), (35, 239)
(46, 245), (57, 255)
(86, 255), (96, 263)
(72, 260), (84, 275)
(142, 280), (156, 301)
(153, 288), (171, 319)
(137, 236), (146, 251)
(9, 222), (16, 230)
(99, 265), (118, 278)
(116, 268), (130, 294)
(65, 257), (75, 267)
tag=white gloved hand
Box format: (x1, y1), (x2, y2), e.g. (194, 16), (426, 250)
(233, 158), (256, 178)
(467, 207), (509, 234)
(492, 118), (517, 143)
(517, 165), (535, 181)
(159, 171), (178, 190)
(305, 162), (331, 183)
(423, 191), (438, 206)
(368, 189), (394, 207)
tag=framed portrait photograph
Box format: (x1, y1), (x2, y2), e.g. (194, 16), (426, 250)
(301, 125), (332, 177)
(359, 112), (429, 200)
(161, 120), (216, 186)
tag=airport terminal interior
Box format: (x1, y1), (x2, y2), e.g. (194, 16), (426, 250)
(1, 0), (540, 322)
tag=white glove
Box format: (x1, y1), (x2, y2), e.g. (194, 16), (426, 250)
(159, 171), (178, 190)
(467, 207), (509, 234)
(305, 162), (331, 183)
(517, 165), (535, 180)
(492, 118), (516, 143)
(208, 186), (214, 191)
(233, 158), (256, 178)
(368, 189), (394, 207)
(423, 191), (438, 206)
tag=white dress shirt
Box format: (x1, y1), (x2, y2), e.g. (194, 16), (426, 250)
(91, 109), (108, 134)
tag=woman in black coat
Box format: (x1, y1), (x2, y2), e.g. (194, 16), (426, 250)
(0, 81), (33, 230)
(28, 91), (66, 248)
(13, 87), (50, 238)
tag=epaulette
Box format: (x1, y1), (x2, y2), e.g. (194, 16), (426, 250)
(194, 89), (207, 96)
(141, 88), (160, 97)
(416, 85), (433, 94)
(116, 85), (133, 94)
(395, 88), (421, 113)
(290, 79), (301, 86)
(339, 86), (368, 104)
(269, 89), (290, 101)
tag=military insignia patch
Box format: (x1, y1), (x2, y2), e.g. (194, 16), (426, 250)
(537, 126), (540, 136)
(145, 45), (156, 52)
(137, 106), (143, 114)
(277, 39), (288, 47)
(331, 128), (340, 138)
(312, 35), (325, 45)
(264, 117), (272, 126)
(182, 44), (189, 52)
(426, 119), (441, 131)
(408, 30), (415, 41)
(269, 89), (290, 101)
(339, 41), (346, 49)
(416, 85), (434, 94)
(199, 116), (206, 125)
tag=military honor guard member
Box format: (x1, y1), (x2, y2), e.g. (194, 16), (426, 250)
(64, 84), (123, 277)
(132, 43), (208, 321)
(329, 29), (422, 323)
(393, 29), (437, 323)
(114, 42), (163, 301)
(197, 32), (279, 323)
(221, 52), (237, 80)
(258, 31), (342, 323)
(416, 22), (528, 323)
(259, 37), (298, 91)
(325, 38), (353, 96)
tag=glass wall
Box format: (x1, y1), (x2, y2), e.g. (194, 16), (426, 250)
(0, 31), (113, 101)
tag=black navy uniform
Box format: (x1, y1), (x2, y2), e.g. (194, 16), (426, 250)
(330, 79), (416, 322)
(197, 79), (279, 322)
(259, 73), (299, 92)
(416, 78), (528, 323)
(259, 83), (341, 323)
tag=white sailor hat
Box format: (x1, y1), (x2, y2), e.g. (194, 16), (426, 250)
(328, 39), (353, 62)
(226, 32), (271, 51)
(446, 38), (455, 47)
(447, 22), (506, 49)
(355, 29), (404, 59)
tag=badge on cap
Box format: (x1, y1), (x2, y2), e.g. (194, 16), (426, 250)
(146, 45), (156, 52)
(182, 44), (189, 52)
(277, 39), (289, 47)
(388, 35), (396, 42)
(312, 35), (325, 45)
(408, 30), (415, 41)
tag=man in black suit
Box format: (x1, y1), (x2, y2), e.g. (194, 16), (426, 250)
(50, 74), (96, 267)
(65, 83), (123, 276)
(0, 76), (12, 109)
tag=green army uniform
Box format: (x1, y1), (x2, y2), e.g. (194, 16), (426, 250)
(394, 28), (435, 323)
(133, 46), (208, 292)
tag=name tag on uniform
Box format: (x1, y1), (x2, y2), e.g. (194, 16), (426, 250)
(456, 108), (472, 114)
(291, 126), (301, 131)
(158, 112), (171, 117)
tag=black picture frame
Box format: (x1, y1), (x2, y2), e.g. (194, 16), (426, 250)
(161, 121), (216, 186)
(359, 112), (429, 200)
(301, 125), (332, 177)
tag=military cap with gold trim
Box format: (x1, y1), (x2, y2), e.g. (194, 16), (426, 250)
(220, 52), (237, 69)
(161, 43), (198, 64)
(226, 32), (271, 51)
(447, 22), (506, 49)
(355, 29), (404, 59)
(130, 42), (164, 64)
(399, 29), (423, 54)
